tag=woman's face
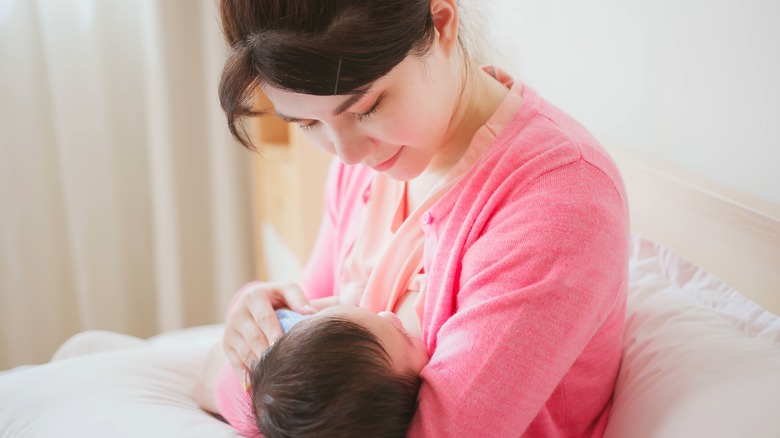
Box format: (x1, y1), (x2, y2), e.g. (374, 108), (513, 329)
(262, 50), (462, 181)
(316, 305), (429, 374)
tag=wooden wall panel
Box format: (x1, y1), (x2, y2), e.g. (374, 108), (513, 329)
(249, 92), (331, 280)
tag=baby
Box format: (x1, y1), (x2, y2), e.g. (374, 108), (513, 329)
(249, 306), (429, 438)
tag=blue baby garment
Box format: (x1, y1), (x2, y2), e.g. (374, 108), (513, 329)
(275, 309), (309, 333)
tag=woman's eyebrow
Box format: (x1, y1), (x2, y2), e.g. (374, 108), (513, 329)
(275, 113), (303, 123)
(333, 85), (373, 116)
(274, 84), (374, 122)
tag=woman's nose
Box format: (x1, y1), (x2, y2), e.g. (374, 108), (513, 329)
(329, 128), (369, 166)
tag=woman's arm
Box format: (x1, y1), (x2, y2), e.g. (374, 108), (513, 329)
(195, 293), (337, 414)
(205, 159), (370, 431)
(409, 160), (629, 436)
(195, 342), (229, 414)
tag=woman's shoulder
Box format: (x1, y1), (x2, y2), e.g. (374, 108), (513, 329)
(432, 88), (627, 228)
(481, 85), (625, 198)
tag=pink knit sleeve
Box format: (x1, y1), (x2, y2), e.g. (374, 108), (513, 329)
(409, 160), (629, 437)
(214, 364), (261, 437)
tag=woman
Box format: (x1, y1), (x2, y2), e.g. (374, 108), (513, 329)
(201, 0), (629, 436)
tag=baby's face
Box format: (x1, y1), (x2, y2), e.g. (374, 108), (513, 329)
(315, 305), (429, 374)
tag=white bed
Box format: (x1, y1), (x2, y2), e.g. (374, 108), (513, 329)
(1, 145), (778, 437)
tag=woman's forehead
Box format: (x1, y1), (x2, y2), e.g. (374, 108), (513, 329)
(261, 55), (419, 111)
(264, 86), (371, 117)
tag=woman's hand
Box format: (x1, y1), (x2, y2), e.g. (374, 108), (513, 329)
(223, 281), (316, 381)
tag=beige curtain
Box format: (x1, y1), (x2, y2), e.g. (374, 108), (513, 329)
(0, 0), (256, 370)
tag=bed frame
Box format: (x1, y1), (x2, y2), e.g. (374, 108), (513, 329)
(248, 112), (780, 316)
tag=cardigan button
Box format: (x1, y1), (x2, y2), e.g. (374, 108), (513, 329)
(420, 211), (433, 225)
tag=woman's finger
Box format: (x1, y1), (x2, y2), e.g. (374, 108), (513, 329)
(224, 344), (245, 380)
(222, 281), (312, 378)
(228, 303), (271, 364)
(244, 291), (284, 355)
(223, 328), (249, 378)
(278, 283), (317, 315)
(224, 305), (265, 365)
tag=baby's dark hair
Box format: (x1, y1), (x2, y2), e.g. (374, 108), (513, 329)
(250, 316), (422, 438)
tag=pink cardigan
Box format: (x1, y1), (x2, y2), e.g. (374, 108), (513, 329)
(304, 82), (628, 436)
(216, 82), (628, 436)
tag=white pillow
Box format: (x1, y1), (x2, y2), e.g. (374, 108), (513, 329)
(0, 326), (238, 438)
(604, 236), (780, 438)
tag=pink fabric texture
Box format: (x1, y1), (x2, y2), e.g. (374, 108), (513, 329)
(408, 83), (628, 437)
(214, 76), (628, 436)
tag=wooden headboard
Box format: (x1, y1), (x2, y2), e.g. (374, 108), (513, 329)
(248, 110), (780, 316)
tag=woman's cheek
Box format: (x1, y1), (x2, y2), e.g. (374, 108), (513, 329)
(371, 117), (421, 146)
(387, 110), (432, 146)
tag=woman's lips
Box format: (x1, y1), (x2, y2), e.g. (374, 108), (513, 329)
(370, 148), (402, 172)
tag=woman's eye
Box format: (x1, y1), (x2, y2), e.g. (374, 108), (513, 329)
(356, 96), (382, 122)
(355, 107), (378, 122)
(298, 120), (319, 131)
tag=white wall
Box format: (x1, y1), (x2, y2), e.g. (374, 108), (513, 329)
(480, 0), (780, 204)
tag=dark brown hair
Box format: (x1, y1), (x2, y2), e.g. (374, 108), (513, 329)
(250, 316), (422, 438)
(218, 0), (437, 150)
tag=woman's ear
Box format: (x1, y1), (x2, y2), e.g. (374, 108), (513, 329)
(430, 0), (459, 54)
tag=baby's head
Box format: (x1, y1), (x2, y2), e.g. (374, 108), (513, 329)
(250, 305), (428, 438)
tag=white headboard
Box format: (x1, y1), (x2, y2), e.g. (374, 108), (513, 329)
(608, 145), (780, 315)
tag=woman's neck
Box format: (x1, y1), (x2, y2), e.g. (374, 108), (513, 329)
(407, 64), (510, 211)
